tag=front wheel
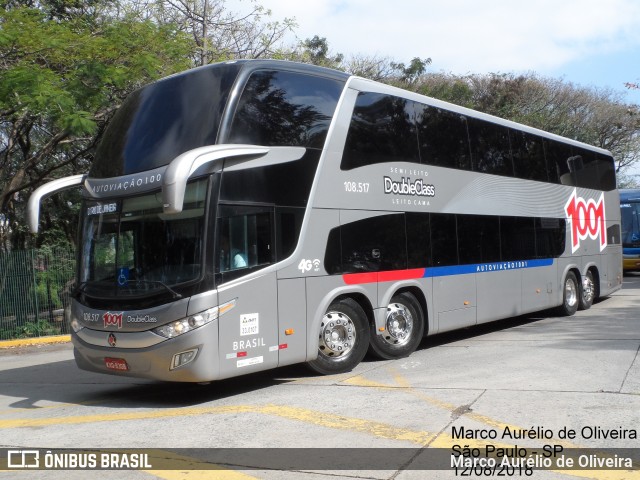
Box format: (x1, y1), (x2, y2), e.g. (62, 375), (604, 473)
(558, 271), (579, 316)
(307, 298), (370, 375)
(369, 292), (425, 360)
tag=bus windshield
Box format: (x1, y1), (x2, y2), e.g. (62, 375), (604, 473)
(79, 179), (208, 298)
(621, 201), (640, 248)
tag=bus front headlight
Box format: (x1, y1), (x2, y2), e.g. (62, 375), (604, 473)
(152, 299), (236, 339)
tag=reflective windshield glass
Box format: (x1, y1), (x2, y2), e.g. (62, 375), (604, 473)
(80, 180), (208, 297)
(621, 201), (640, 247)
(91, 63), (241, 178)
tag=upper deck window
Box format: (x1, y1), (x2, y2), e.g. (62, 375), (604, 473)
(227, 70), (344, 149)
(341, 93), (420, 170)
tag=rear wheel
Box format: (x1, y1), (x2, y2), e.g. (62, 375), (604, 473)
(578, 270), (595, 310)
(369, 292), (424, 360)
(558, 271), (579, 316)
(307, 298), (370, 375)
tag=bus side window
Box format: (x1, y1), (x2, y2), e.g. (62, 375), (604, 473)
(340, 214), (407, 272)
(595, 153), (616, 191)
(511, 130), (548, 182)
(501, 217), (536, 260)
(535, 218), (566, 258)
(467, 118), (513, 176)
(416, 106), (471, 170)
(227, 70), (343, 149)
(457, 214), (501, 264)
(544, 140), (572, 186)
(430, 213), (458, 266)
(341, 93), (420, 170)
(324, 213), (407, 273)
(406, 212), (431, 268)
(216, 207), (274, 277)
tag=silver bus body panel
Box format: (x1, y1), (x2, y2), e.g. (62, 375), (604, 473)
(71, 297), (190, 333)
(216, 272), (280, 379)
(75, 327), (165, 349)
(72, 319), (219, 382)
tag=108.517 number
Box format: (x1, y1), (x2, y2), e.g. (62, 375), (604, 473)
(344, 181), (370, 193)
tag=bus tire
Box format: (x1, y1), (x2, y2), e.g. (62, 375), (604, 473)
(307, 298), (370, 375)
(578, 270), (595, 310)
(369, 292), (424, 360)
(558, 271), (579, 316)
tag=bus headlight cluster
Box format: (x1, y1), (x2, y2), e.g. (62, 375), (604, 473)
(152, 299), (236, 339)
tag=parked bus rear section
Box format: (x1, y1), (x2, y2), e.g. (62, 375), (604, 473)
(620, 189), (640, 272)
(28, 60), (622, 382)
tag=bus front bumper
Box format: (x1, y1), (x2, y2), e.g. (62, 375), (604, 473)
(71, 321), (220, 383)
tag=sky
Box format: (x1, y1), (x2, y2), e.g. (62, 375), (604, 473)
(231, 0), (640, 105)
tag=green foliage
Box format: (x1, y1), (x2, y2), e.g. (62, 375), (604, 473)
(0, 3), (193, 249)
(390, 57), (432, 84)
(6, 320), (62, 339)
(302, 36), (344, 68)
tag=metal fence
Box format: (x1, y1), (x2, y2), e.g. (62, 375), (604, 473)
(0, 247), (76, 341)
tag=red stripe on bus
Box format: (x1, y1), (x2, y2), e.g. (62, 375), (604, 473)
(342, 268), (425, 285)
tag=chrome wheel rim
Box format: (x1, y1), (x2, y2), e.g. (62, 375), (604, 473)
(566, 277), (578, 307)
(583, 274), (594, 304)
(382, 302), (414, 347)
(319, 311), (356, 358)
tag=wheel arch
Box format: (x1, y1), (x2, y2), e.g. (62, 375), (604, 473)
(306, 285), (375, 362)
(392, 285), (429, 336)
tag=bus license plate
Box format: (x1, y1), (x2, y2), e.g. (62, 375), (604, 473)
(104, 357), (129, 371)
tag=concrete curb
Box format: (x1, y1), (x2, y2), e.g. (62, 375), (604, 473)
(0, 335), (71, 349)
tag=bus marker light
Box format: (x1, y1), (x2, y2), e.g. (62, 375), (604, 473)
(378, 327), (385, 332)
(464, 301), (470, 306)
(285, 329), (294, 335)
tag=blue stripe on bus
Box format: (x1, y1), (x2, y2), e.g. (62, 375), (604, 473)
(423, 258), (554, 278)
(623, 248), (640, 255)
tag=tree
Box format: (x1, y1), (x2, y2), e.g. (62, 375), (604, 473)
(300, 35), (343, 68)
(0, 2), (193, 249)
(130, 0), (297, 65)
(390, 57), (432, 84)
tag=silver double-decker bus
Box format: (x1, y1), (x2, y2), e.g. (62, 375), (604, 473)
(28, 60), (622, 382)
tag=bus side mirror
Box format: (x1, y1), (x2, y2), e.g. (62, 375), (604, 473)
(161, 145), (305, 214)
(27, 174), (86, 233)
(162, 145), (269, 214)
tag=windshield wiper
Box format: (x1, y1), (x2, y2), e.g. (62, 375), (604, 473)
(126, 280), (183, 299)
